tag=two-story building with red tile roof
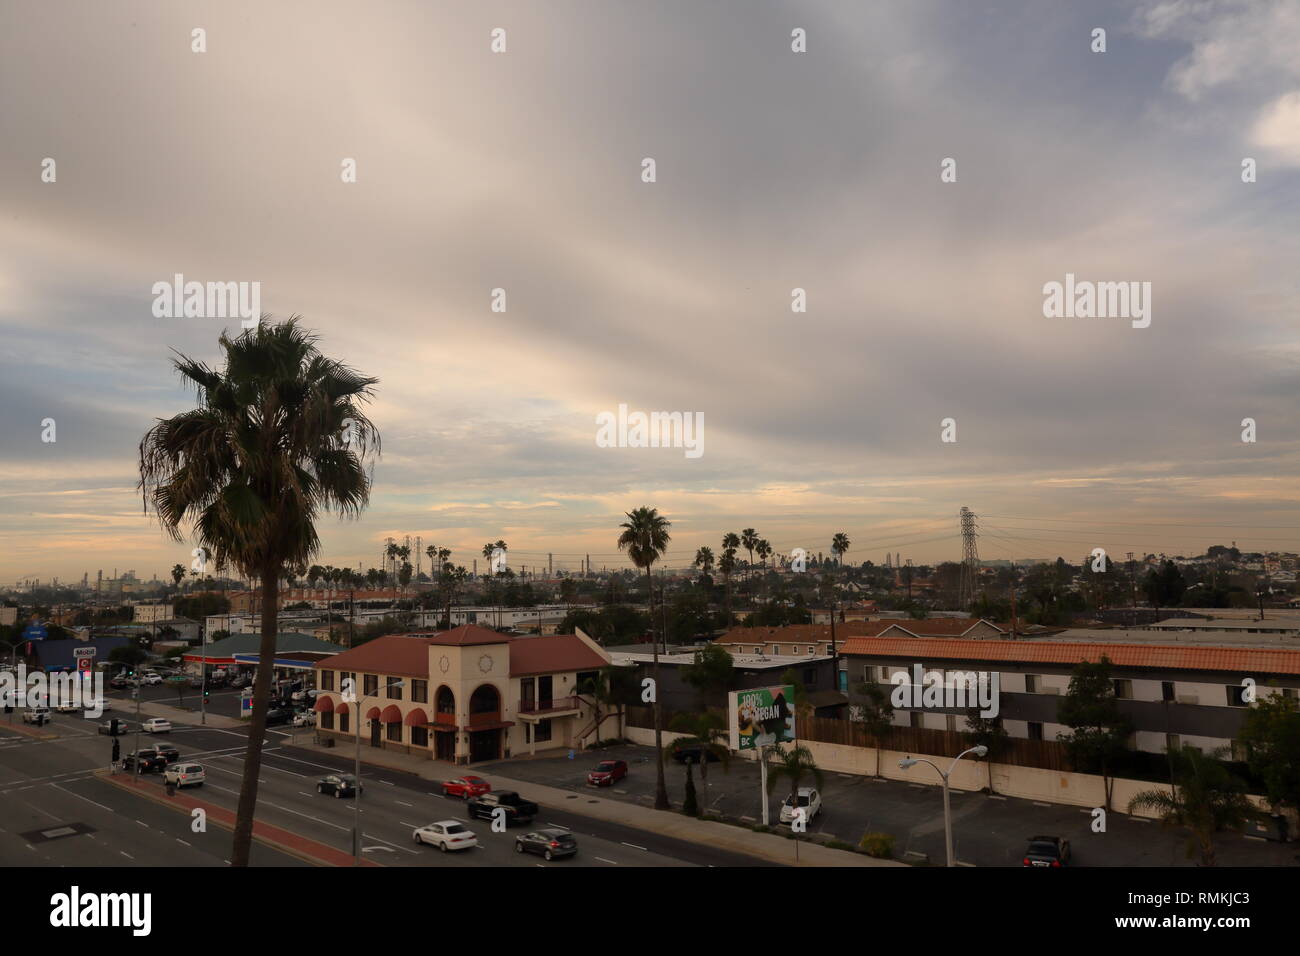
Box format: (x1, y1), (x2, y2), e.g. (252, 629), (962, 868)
(312, 624), (611, 764)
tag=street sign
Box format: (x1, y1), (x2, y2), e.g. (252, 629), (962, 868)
(77, 658), (92, 674)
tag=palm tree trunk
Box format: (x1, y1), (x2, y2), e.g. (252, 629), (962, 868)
(650, 565), (669, 810)
(230, 561), (278, 866)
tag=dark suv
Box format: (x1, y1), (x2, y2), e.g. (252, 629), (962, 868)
(467, 790), (538, 825)
(122, 750), (168, 773)
(1023, 835), (1072, 867)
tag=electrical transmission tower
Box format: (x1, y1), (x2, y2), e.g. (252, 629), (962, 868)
(958, 507), (981, 610)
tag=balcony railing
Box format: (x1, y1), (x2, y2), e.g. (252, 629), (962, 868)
(517, 696), (582, 715)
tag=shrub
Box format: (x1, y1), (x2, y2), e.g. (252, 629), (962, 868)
(859, 832), (895, 858)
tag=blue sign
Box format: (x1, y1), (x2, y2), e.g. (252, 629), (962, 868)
(22, 623), (48, 642)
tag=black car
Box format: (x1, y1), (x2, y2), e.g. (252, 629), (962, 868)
(514, 828), (577, 861)
(1023, 835), (1072, 867)
(467, 790), (539, 825)
(671, 741), (722, 764)
(317, 774), (361, 798)
(151, 744), (180, 763)
(122, 749), (168, 773)
(264, 707), (293, 726)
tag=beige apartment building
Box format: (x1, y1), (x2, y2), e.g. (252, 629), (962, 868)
(313, 624), (610, 764)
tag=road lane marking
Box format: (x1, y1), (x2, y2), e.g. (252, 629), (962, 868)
(50, 785), (115, 814)
(621, 842), (647, 851)
(595, 856), (618, 864)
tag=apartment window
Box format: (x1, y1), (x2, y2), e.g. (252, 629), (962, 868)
(1282, 688), (1298, 700)
(385, 677), (402, 700)
(770, 646), (779, 655)
(754, 648), (761, 655)
(321, 671), (335, 691)
(909, 711), (922, 728)
(1027, 722), (1043, 741)
(1113, 679), (1133, 700)
(363, 674), (378, 697)
(410, 725), (429, 747)
(880, 666), (891, 682)
(320, 710), (334, 730)
(534, 719), (552, 743)
(411, 679), (428, 704)
(1226, 685), (1249, 707)
(1161, 681), (1175, 702)
(864, 666), (874, 683)
(1166, 733), (1180, 752)
(386, 721), (402, 743)
(338, 712), (350, 734)
(1025, 675), (1039, 693)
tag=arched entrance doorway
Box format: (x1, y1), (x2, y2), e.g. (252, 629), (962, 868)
(468, 684), (502, 763)
(433, 685), (456, 761)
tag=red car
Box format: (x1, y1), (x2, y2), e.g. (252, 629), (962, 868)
(442, 775), (492, 799)
(587, 759), (628, 787)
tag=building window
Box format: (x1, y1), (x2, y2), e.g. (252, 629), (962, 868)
(1027, 722), (1043, 741)
(534, 719), (552, 743)
(320, 710), (334, 730)
(1226, 685), (1249, 707)
(1113, 679), (1132, 700)
(1025, 675), (1039, 693)
(339, 712), (350, 734)
(411, 725), (428, 747)
(363, 674), (378, 697)
(909, 711), (922, 728)
(386, 721), (402, 742)
(945, 714), (957, 733)
(754, 648), (761, 655)
(385, 677), (402, 700)
(321, 671), (335, 691)
(879, 666), (890, 682)
(1282, 688), (1297, 700)
(1161, 681), (1175, 702)
(411, 679), (427, 703)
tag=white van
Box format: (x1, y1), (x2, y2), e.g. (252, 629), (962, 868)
(163, 763), (205, 788)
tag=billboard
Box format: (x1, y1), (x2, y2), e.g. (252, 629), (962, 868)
(730, 684), (796, 751)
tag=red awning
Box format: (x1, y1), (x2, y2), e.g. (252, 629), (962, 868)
(335, 701), (350, 715)
(313, 696), (335, 713)
(365, 705), (381, 720)
(404, 707), (428, 727)
(379, 704), (402, 724)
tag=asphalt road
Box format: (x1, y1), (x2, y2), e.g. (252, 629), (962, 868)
(0, 707), (771, 868)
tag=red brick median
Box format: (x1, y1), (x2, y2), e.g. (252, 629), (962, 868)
(97, 769), (381, 867)
(0, 721), (58, 740)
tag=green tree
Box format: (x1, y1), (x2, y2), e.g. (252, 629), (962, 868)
(764, 742), (824, 844)
(1238, 692), (1300, 814)
(680, 642), (735, 706)
(850, 681), (894, 777)
(617, 506), (672, 810)
(964, 709), (1010, 795)
(1128, 746), (1260, 866)
(1056, 656), (1132, 810)
(138, 318), (379, 867)
(667, 710), (729, 816)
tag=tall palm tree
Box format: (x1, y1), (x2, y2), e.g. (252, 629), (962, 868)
(1127, 745), (1260, 866)
(617, 506), (672, 810)
(741, 528), (759, 584)
(832, 532), (850, 570)
(693, 546), (714, 579)
(765, 742), (824, 838)
(138, 318), (379, 867)
(667, 711), (729, 815)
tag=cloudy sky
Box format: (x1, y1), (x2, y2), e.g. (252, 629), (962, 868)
(2, 0), (1298, 583)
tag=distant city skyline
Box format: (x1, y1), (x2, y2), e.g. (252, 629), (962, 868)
(3, 2), (1298, 583)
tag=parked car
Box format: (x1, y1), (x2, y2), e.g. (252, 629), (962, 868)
(53, 700), (82, 713)
(122, 750), (168, 773)
(141, 673), (163, 686)
(779, 787), (822, 824)
(467, 790), (538, 825)
(316, 774), (361, 798)
(441, 775), (491, 799)
(514, 828), (577, 861)
(412, 820), (478, 851)
(291, 711), (315, 727)
(98, 719), (133, 736)
(109, 675), (132, 690)
(290, 687), (317, 703)
(230, 674), (250, 689)
(1023, 836), (1072, 868)
(142, 718), (172, 734)
(163, 763), (205, 788)
(21, 708), (52, 725)
(586, 759), (628, 787)
(264, 707), (293, 726)
(188, 676), (204, 689)
(671, 741), (722, 764)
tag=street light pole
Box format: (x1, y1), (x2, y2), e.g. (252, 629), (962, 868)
(352, 681), (403, 867)
(899, 744), (987, 866)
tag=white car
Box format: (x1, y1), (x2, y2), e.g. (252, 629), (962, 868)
(142, 718), (172, 733)
(163, 762), (205, 788)
(291, 711), (315, 727)
(21, 707), (52, 725)
(412, 820), (478, 852)
(779, 787), (822, 825)
(53, 700), (81, 713)
(141, 673), (163, 685)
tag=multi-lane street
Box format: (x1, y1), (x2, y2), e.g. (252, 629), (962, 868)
(0, 699), (772, 868)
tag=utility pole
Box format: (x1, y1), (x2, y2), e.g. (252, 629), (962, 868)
(958, 507), (980, 611)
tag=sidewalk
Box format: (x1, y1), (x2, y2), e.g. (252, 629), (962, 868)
(98, 769), (380, 867)
(290, 739), (903, 867)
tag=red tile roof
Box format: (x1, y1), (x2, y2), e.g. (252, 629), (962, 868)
(838, 637), (1300, 676)
(716, 619), (1003, 644)
(510, 634), (607, 677)
(312, 634), (434, 677)
(420, 624), (510, 647)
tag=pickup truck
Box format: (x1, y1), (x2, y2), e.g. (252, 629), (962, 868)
(466, 790), (538, 826)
